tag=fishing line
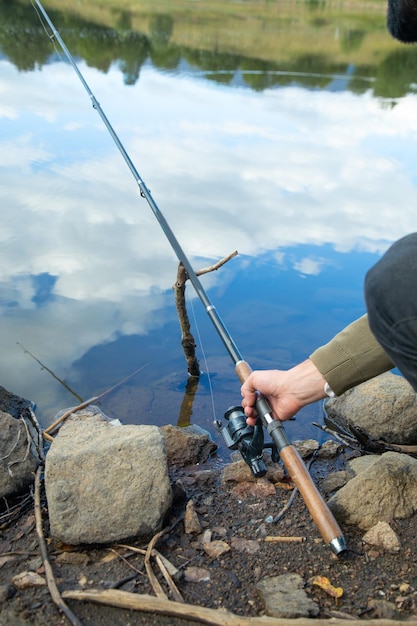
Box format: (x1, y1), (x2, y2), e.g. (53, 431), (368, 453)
(187, 288), (217, 422)
(31, 0), (63, 61)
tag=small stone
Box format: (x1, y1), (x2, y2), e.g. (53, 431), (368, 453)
(293, 439), (319, 459)
(55, 552), (90, 566)
(194, 470), (215, 486)
(200, 529), (212, 544)
(321, 470), (352, 494)
(12, 571), (46, 589)
(222, 458), (284, 486)
(184, 499), (202, 534)
(362, 521), (401, 553)
(25, 557), (43, 572)
(230, 537), (259, 554)
(161, 424), (217, 467)
(367, 549), (381, 560)
(256, 573), (319, 618)
(317, 440), (341, 458)
(78, 575), (88, 587)
(184, 566), (211, 583)
(231, 478), (276, 499)
(367, 598), (398, 620)
(212, 526), (228, 537)
(203, 540), (230, 558)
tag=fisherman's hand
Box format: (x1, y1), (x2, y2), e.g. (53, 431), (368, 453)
(240, 359), (328, 425)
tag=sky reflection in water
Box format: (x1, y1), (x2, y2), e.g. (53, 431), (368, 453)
(1, 52), (417, 456)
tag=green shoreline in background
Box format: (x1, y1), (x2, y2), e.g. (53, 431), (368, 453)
(38, 0), (393, 65)
(2, 0), (416, 97)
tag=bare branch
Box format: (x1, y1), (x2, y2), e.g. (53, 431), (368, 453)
(34, 467), (84, 626)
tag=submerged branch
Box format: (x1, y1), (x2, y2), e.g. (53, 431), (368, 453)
(173, 251), (238, 378)
(174, 263), (200, 377)
(17, 342), (83, 403)
(177, 376), (200, 427)
(44, 363), (149, 437)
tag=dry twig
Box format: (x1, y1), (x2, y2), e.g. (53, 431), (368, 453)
(115, 521), (185, 602)
(62, 588), (403, 626)
(112, 542), (183, 601)
(116, 544), (180, 577)
(269, 487), (298, 523)
(44, 362), (149, 437)
(43, 397), (100, 436)
(108, 548), (146, 577)
(195, 250), (238, 276)
(265, 536), (306, 543)
(34, 467), (83, 626)
(154, 552), (184, 603)
(61, 589), (288, 625)
(0, 493), (33, 528)
(144, 529), (168, 599)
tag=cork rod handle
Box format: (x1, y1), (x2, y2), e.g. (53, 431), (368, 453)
(236, 360), (346, 554)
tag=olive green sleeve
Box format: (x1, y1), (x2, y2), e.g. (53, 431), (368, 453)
(309, 314), (394, 396)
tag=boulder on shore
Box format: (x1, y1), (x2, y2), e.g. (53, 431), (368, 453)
(325, 372), (417, 448)
(45, 410), (173, 545)
(328, 451), (417, 530)
(0, 386), (41, 498)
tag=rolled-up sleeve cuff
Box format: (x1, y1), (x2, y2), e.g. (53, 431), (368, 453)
(309, 315), (394, 396)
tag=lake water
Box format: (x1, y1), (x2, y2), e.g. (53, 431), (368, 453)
(1, 0), (417, 459)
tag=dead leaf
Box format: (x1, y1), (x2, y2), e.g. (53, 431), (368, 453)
(312, 575), (343, 600)
(100, 552), (119, 564)
(274, 481), (295, 490)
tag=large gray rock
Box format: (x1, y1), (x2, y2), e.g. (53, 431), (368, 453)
(328, 451), (417, 530)
(0, 410), (39, 497)
(325, 372), (417, 446)
(45, 412), (173, 545)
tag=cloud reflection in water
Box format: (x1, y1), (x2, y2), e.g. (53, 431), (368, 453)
(1, 58), (416, 442)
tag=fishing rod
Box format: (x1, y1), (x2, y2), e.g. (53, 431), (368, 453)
(33, 0), (346, 555)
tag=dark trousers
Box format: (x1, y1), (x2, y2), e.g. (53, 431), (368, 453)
(365, 232), (417, 391)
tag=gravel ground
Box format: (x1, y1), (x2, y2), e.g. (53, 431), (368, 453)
(1, 449), (417, 626)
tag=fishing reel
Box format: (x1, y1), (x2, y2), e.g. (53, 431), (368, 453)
(214, 406), (278, 478)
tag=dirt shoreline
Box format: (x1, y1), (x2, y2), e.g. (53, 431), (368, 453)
(1, 445), (417, 625)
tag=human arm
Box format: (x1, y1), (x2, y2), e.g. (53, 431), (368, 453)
(309, 314), (394, 395)
(241, 314), (394, 423)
